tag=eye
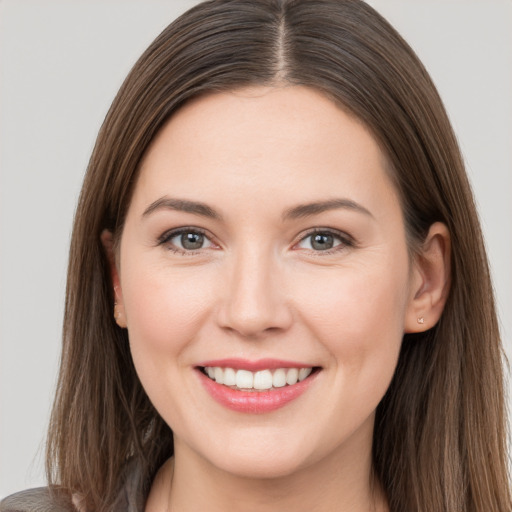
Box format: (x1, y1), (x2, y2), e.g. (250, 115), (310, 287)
(295, 230), (351, 252)
(159, 228), (214, 253)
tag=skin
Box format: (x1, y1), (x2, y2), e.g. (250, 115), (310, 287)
(104, 86), (450, 512)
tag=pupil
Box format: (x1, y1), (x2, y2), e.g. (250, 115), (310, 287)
(311, 233), (333, 250)
(181, 232), (203, 250)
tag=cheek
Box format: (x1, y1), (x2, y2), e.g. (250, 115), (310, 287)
(121, 262), (216, 363)
(292, 256), (409, 384)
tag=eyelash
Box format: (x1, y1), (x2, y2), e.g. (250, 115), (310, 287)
(293, 228), (355, 255)
(157, 227), (355, 255)
(157, 227), (214, 255)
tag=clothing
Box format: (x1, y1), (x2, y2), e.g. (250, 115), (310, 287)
(0, 459), (145, 512)
(0, 488), (74, 512)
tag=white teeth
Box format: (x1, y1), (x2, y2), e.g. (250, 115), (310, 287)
(223, 367), (236, 386)
(253, 370), (273, 390)
(214, 367), (224, 384)
(298, 368), (312, 381)
(272, 368), (287, 388)
(286, 368), (299, 385)
(203, 366), (314, 390)
(236, 369), (254, 389)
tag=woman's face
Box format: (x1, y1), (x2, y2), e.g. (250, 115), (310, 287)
(115, 86), (421, 479)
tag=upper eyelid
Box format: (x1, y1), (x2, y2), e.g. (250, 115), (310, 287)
(157, 227), (218, 253)
(294, 227), (354, 244)
(158, 226), (210, 243)
(157, 227), (218, 256)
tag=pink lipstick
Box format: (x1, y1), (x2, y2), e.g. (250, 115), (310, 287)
(196, 359), (319, 414)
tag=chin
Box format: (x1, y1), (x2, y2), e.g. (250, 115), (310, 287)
(199, 437), (316, 480)
(217, 456), (307, 480)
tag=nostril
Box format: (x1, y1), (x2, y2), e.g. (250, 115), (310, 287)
(217, 299), (294, 338)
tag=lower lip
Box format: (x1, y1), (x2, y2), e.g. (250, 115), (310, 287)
(197, 369), (318, 414)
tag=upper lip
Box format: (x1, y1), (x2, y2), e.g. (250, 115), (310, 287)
(197, 358), (316, 372)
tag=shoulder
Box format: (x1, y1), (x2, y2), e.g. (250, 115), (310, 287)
(0, 458), (146, 512)
(0, 487), (75, 512)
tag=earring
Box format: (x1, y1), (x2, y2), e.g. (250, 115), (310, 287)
(114, 302), (122, 321)
(113, 302), (127, 328)
(417, 317), (425, 324)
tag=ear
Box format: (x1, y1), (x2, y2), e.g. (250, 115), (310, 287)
(101, 229), (127, 329)
(404, 222), (451, 333)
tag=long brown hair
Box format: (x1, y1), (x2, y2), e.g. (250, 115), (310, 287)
(46, 1), (511, 510)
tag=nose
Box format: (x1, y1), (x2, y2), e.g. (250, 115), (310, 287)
(216, 246), (293, 338)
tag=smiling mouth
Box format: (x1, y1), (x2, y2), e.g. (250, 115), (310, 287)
(199, 366), (319, 392)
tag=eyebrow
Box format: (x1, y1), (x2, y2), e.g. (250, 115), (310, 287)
(142, 196), (372, 222)
(282, 199), (373, 220)
(142, 197), (222, 220)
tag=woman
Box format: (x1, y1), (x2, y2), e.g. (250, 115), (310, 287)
(1, 0), (510, 511)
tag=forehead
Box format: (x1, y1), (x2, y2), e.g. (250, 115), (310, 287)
(132, 85), (399, 219)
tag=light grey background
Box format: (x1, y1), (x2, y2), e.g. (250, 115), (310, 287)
(1, 0), (511, 499)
